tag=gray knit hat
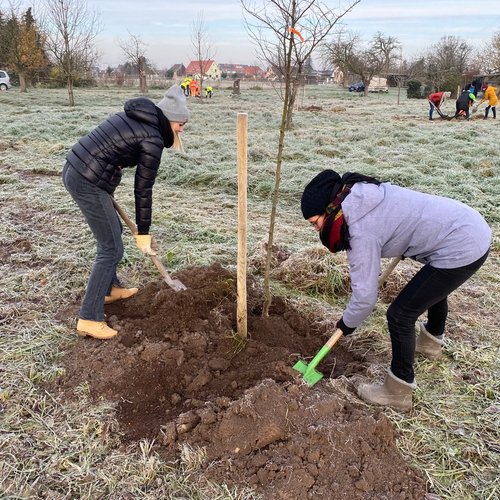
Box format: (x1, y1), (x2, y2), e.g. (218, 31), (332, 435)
(157, 85), (189, 123)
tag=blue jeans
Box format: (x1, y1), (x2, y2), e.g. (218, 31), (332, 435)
(62, 163), (123, 321)
(429, 102), (434, 119)
(386, 251), (489, 383)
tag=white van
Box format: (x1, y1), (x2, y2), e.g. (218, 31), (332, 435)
(368, 76), (388, 93)
(0, 70), (12, 90)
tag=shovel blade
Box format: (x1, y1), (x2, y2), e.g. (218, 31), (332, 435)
(293, 360), (309, 374)
(164, 277), (187, 292)
(293, 360), (324, 386)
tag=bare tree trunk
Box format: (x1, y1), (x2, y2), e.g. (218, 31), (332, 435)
(67, 75), (75, 107)
(262, 29), (294, 317)
(285, 80), (299, 129)
(199, 72), (204, 98)
(19, 73), (27, 93)
(139, 73), (147, 94)
(262, 112), (288, 317)
(139, 56), (147, 94)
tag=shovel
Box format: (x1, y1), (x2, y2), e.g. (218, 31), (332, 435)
(429, 100), (449, 119)
(378, 256), (401, 286)
(293, 256), (401, 386)
(112, 199), (187, 292)
(293, 328), (343, 386)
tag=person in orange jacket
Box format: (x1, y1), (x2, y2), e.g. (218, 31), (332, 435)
(478, 82), (498, 119)
(189, 79), (200, 97)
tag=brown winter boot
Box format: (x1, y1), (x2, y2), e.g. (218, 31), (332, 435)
(415, 322), (443, 360)
(104, 285), (139, 304)
(357, 369), (416, 412)
(76, 319), (117, 339)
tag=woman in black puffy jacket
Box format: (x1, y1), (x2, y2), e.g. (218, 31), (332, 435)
(62, 85), (189, 339)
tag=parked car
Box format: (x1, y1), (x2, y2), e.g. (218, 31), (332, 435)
(368, 76), (388, 93)
(0, 70), (11, 90)
(348, 81), (365, 92)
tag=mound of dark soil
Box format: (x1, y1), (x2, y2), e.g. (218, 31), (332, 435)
(56, 263), (426, 499)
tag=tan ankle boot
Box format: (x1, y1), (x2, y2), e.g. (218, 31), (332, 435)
(357, 369), (416, 411)
(104, 285), (139, 304)
(77, 319), (117, 339)
(416, 322), (443, 360)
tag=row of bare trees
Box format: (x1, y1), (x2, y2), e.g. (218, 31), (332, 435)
(323, 31), (500, 96)
(3, 0), (499, 107)
(0, 0), (218, 105)
(0, 0), (100, 104)
(322, 30), (400, 96)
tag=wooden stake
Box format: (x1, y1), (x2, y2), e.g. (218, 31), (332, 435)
(236, 113), (248, 338)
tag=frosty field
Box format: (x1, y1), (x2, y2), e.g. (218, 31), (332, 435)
(0, 85), (499, 499)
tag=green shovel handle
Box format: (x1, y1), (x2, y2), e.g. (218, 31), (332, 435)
(305, 329), (343, 374)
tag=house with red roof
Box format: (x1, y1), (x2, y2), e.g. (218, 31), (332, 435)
(186, 60), (221, 80)
(219, 64), (264, 79)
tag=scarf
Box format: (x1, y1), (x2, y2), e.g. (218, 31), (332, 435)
(319, 172), (381, 253)
(319, 185), (352, 252)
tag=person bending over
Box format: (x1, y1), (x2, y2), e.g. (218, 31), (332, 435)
(62, 85), (189, 339)
(301, 170), (491, 411)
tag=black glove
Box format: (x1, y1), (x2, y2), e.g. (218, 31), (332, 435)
(336, 317), (356, 336)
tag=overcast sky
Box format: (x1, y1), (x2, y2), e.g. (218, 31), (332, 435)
(84, 0), (500, 69)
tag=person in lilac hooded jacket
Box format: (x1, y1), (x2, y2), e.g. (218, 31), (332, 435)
(301, 170), (491, 411)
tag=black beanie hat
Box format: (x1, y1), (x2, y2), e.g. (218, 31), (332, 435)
(301, 169), (342, 219)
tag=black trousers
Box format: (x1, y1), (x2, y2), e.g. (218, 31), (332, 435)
(485, 105), (496, 118)
(453, 105), (469, 119)
(387, 251), (489, 383)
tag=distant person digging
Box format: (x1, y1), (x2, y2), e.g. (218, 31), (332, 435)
(427, 91), (451, 120)
(475, 82), (498, 119)
(62, 85), (189, 339)
(451, 89), (476, 120)
(301, 170), (491, 411)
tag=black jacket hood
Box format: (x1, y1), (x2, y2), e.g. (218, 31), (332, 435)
(124, 97), (174, 148)
(124, 97), (159, 125)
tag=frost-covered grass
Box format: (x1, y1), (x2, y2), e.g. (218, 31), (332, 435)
(0, 85), (498, 499)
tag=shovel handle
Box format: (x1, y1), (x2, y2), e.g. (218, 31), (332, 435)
(304, 329), (343, 373)
(378, 256), (401, 287)
(112, 199), (138, 234)
(325, 328), (343, 349)
(112, 199), (186, 291)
